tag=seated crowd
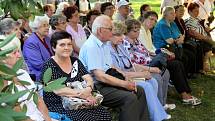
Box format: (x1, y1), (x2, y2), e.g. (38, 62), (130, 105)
(1, 0), (215, 120)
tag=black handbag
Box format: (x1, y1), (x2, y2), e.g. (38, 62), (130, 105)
(105, 68), (125, 80)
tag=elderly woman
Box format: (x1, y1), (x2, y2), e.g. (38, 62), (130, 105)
(153, 7), (185, 59)
(185, 2), (215, 72)
(63, 5), (87, 57)
(49, 14), (68, 36)
(41, 31), (111, 121)
(0, 18), (21, 47)
(23, 15), (53, 81)
(174, 5), (198, 75)
(137, 11), (176, 109)
(0, 37), (52, 121)
(124, 19), (201, 106)
(109, 21), (170, 121)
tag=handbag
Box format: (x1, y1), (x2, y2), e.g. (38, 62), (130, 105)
(62, 81), (103, 110)
(105, 68), (125, 80)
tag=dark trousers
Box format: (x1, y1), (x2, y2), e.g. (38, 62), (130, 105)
(95, 83), (150, 121)
(167, 60), (191, 94)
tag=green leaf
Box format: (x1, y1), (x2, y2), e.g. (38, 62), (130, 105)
(14, 85), (18, 93)
(0, 112), (14, 121)
(43, 77), (66, 92)
(0, 64), (17, 76)
(12, 58), (23, 72)
(0, 33), (16, 48)
(33, 92), (38, 105)
(18, 80), (31, 86)
(0, 46), (17, 57)
(26, 89), (34, 100)
(22, 104), (27, 113)
(0, 80), (4, 91)
(0, 90), (28, 104)
(43, 68), (52, 84)
(0, 107), (28, 121)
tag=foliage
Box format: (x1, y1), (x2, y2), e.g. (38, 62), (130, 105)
(0, 34), (66, 121)
(0, 0), (43, 20)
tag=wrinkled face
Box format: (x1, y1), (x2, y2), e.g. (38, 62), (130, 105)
(9, 26), (21, 39)
(69, 10), (80, 24)
(98, 20), (113, 42)
(104, 5), (115, 18)
(119, 5), (130, 16)
(56, 19), (67, 31)
(189, 7), (199, 18)
(111, 34), (124, 45)
(175, 6), (185, 19)
(4, 49), (21, 67)
(37, 21), (50, 37)
(165, 9), (176, 22)
(127, 26), (141, 40)
(54, 38), (73, 58)
(144, 15), (157, 29)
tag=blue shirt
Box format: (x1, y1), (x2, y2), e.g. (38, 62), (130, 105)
(153, 18), (181, 49)
(109, 43), (133, 72)
(79, 34), (113, 74)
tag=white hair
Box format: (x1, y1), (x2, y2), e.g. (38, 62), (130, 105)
(0, 18), (21, 34)
(92, 15), (112, 34)
(55, 2), (70, 15)
(29, 15), (49, 32)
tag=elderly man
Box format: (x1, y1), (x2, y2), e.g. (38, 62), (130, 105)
(79, 15), (150, 121)
(114, 0), (132, 22)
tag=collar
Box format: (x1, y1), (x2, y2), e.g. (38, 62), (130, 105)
(90, 34), (106, 47)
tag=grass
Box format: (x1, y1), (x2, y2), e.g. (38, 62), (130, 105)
(109, 0), (215, 121)
(90, 0), (215, 120)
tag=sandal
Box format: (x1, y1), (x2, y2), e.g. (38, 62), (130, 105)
(182, 96), (202, 106)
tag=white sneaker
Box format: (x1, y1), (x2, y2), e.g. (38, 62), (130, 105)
(166, 114), (171, 120)
(164, 104), (176, 110)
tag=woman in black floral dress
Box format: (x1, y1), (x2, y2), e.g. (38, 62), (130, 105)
(41, 31), (111, 121)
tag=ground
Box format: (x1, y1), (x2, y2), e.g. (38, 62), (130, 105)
(92, 0), (215, 120)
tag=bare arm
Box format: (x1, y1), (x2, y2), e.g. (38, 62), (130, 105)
(93, 69), (136, 91)
(53, 87), (80, 97)
(37, 96), (52, 121)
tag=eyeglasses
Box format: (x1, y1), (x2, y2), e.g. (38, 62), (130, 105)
(58, 21), (67, 25)
(41, 23), (50, 28)
(101, 27), (113, 31)
(131, 28), (140, 32)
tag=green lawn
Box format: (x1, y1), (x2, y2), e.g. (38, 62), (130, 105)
(110, 0), (215, 121)
(91, 0), (215, 120)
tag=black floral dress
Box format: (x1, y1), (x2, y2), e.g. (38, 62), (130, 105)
(41, 57), (111, 121)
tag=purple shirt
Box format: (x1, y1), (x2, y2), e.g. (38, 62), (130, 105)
(66, 24), (87, 56)
(23, 33), (53, 81)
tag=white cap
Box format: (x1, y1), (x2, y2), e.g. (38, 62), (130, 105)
(116, 0), (131, 9)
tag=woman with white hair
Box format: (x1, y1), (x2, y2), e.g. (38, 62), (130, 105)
(0, 37), (52, 121)
(152, 7), (201, 106)
(0, 18), (22, 48)
(23, 15), (53, 81)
